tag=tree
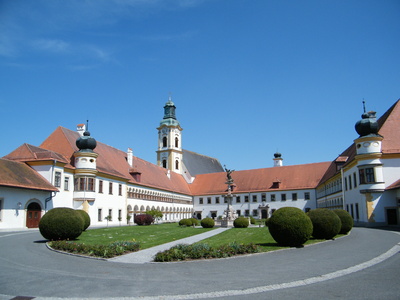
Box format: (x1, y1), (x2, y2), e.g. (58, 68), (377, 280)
(146, 209), (163, 224)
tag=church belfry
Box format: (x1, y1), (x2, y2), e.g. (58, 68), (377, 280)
(157, 96), (183, 174)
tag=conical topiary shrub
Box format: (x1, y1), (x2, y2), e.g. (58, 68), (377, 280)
(307, 208), (342, 239)
(268, 207), (313, 247)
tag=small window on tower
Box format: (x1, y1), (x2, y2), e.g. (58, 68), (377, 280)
(163, 136), (167, 148)
(175, 160), (179, 170)
(175, 137), (179, 148)
(162, 160), (167, 168)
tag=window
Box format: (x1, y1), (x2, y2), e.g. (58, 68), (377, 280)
(304, 192), (310, 200)
(349, 175), (352, 190)
(55, 171), (61, 187)
(162, 136), (167, 147)
(199, 198), (203, 204)
(175, 137), (179, 148)
(345, 177), (348, 190)
(64, 177), (69, 191)
(292, 193), (297, 201)
(359, 168), (375, 184)
(252, 209), (258, 216)
(245, 196), (249, 203)
(236, 210), (241, 216)
(236, 196), (241, 203)
(118, 184), (122, 196)
(281, 194), (286, 201)
(261, 193), (266, 202)
(108, 209), (112, 221)
(99, 180), (103, 193)
(118, 209), (122, 221)
(98, 208), (102, 222)
(109, 182), (113, 194)
(88, 178), (94, 191)
(271, 194), (276, 201)
(353, 172), (357, 187)
(207, 197), (211, 204)
(215, 197), (220, 204)
(175, 160), (179, 170)
(74, 177), (95, 191)
(252, 195), (257, 202)
(245, 210), (250, 216)
(355, 203), (359, 220)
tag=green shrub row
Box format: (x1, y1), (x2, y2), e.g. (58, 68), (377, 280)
(179, 218), (199, 227)
(49, 240), (140, 258)
(154, 242), (260, 262)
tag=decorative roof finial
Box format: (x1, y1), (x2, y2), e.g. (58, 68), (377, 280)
(362, 100), (366, 113)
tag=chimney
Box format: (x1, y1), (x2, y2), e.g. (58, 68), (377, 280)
(127, 148), (133, 167)
(77, 124), (86, 137)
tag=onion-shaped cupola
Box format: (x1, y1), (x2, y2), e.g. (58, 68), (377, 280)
(76, 128), (97, 152)
(274, 152), (282, 158)
(160, 96), (180, 127)
(355, 102), (380, 137)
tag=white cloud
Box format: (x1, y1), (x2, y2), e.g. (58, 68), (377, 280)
(32, 39), (70, 53)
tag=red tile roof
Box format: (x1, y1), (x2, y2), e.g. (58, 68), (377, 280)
(4, 143), (69, 164)
(189, 162), (331, 196)
(39, 127), (192, 195)
(386, 179), (400, 190)
(0, 158), (58, 192)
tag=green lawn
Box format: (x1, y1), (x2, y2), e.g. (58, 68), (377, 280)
(195, 227), (339, 252)
(76, 223), (215, 249)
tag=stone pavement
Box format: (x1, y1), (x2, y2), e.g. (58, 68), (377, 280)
(108, 226), (231, 263)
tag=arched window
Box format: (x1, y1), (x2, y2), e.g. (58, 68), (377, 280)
(162, 160), (167, 168)
(175, 160), (179, 170)
(162, 136), (167, 148)
(175, 137), (179, 148)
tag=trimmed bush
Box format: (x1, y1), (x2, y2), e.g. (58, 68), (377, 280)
(134, 214), (154, 226)
(189, 218), (199, 226)
(268, 207), (313, 247)
(234, 217), (249, 228)
(200, 217), (215, 228)
(39, 207), (84, 241)
(249, 216), (256, 225)
(307, 208), (342, 239)
(77, 210), (91, 231)
(179, 218), (192, 227)
(333, 209), (354, 234)
(154, 242), (260, 262)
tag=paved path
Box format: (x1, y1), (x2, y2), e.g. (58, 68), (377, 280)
(109, 227), (230, 263)
(0, 227), (399, 300)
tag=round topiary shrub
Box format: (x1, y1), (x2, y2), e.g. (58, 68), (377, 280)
(333, 209), (354, 234)
(234, 217), (249, 228)
(200, 217), (215, 228)
(39, 207), (84, 241)
(76, 210), (91, 231)
(179, 218), (192, 227)
(134, 214), (154, 226)
(307, 208), (342, 239)
(268, 207), (313, 247)
(189, 218), (199, 226)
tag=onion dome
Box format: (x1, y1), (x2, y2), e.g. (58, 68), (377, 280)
(274, 152), (282, 158)
(355, 111), (379, 137)
(76, 130), (97, 152)
(160, 96), (180, 127)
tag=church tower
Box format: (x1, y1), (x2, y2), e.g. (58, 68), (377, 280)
(156, 96), (183, 174)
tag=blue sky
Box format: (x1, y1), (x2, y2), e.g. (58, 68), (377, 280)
(1, 0), (399, 171)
